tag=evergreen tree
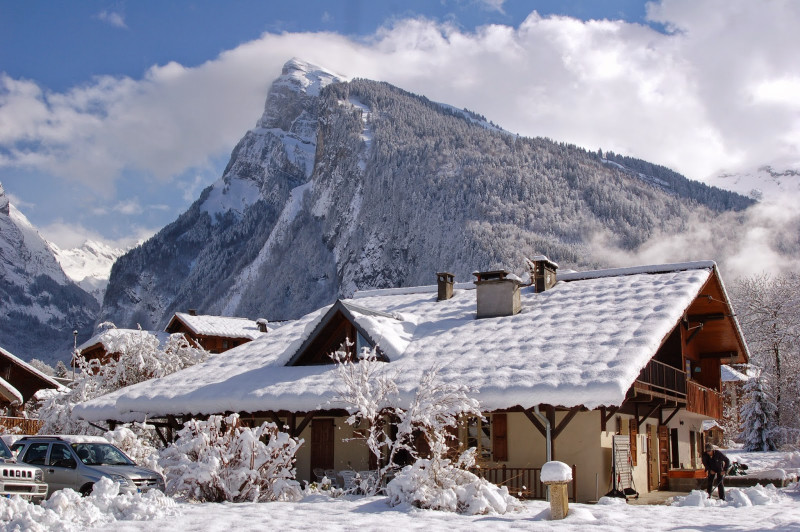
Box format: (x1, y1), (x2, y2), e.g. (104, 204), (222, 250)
(739, 376), (777, 451)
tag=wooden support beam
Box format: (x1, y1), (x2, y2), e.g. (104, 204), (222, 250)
(523, 408), (547, 437)
(686, 313), (726, 322)
(288, 412), (297, 437)
(685, 323), (704, 344)
(552, 407), (581, 439)
(661, 406), (682, 426)
(637, 404), (660, 429)
(266, 411), (284, 429)
(600, 406), (619, 432)
(294, 411), (316, 437)
(154, 425), (169, 447)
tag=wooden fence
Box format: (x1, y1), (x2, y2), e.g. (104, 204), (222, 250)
(0, 417), (42, 435)
(471, 464), (577, 501)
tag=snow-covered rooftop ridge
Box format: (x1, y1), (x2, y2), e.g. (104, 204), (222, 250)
(0, 345), (65, 391)
(558, 260), (717, 282)
(172, 312), (265, 340)
(353, 282), (474, 299)
(78, 328), (172, 351)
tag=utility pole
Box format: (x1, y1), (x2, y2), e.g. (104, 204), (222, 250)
(72, 330), (78, 381)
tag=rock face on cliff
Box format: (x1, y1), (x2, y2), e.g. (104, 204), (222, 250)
(0, 183), (99, 364)
(100, 59), (752, 329)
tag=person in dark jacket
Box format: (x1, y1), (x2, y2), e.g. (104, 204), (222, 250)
(702, 443), (731, 500)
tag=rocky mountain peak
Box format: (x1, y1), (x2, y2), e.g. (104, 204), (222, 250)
(0, 182), (9, 216)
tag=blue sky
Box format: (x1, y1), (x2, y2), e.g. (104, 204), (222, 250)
(1, 1), (798, 250)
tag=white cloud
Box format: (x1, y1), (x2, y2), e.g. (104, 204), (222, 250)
(40, 220), (155, 250)
(476, 0), (506, 14)
(97, 10), (127, 29)
(1, 0), (799, 218)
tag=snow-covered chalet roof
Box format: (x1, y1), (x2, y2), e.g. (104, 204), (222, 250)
(0, 345), (66, 392)
(167, 313), (266, 341)
(721, 364), (752, 383)
(75, 261), (725, 423)
(0, 376), (23, 405)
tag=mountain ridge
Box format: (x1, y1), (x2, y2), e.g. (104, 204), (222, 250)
(99, 59), (755, 331)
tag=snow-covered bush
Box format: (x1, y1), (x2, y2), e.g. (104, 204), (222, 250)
(104, 424), (163, 474)
(386, 448), (522, 515)
(0, 477), (178, 532)
(33, 324), (208, 436)
(331, 346), (482, 495)
(159, 413), (303, 503)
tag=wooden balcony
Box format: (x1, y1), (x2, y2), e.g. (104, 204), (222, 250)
(0, 416), (42, 434)
(686, 380), (722, 419)
(633, 359), (687, 402)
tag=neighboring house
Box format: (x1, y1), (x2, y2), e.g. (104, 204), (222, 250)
(74, 260), (748, 502)
(164, 311), (268, 353)
(0, 345), (64, 431)
(720, 364), (753, 442)
(78, 328), (172, 369)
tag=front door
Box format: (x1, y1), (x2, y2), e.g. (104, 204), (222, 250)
(658, 425), (670, 489)
(311, 419), (334, 473)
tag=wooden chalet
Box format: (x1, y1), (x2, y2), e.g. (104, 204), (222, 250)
(164, 311), (267, 354)
(75, 260), (748, 502)
(0, 345), (64, 431)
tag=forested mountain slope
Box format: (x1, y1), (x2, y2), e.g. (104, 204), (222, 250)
(100, 59), (753, 329)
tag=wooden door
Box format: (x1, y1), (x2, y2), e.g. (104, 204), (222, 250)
(311, 419), (334, 472)
(658, 425), (670, 489)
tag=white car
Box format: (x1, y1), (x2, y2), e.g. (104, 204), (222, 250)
(0, 436), (48, 503)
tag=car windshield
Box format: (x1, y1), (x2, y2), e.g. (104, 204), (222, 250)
(71, 443), (134, 466)
(0, 439), (13, 460)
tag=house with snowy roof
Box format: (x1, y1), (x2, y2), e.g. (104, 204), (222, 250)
(78, 328), (173, 369)
(74, 259), (749, 502)
(0, 345), (64, 431)
(164, 311), (268, 354)
(720, 364), (753, 442)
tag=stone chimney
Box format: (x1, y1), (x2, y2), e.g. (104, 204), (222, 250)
(188, 309), (197, 316)
(527, 256), (559, 293)
(437, 272), (455, 301)
(473, 270), (522, 319)
(256, 318), (269, 333)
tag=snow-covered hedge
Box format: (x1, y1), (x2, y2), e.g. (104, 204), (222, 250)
(0, 477), (178, 532)
(159, 413), (303, 503)
(104, 424), (163, 474)
(386, 450), (522, 515)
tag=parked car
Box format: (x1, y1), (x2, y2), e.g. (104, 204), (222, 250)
(0, 436), (48, 503)
(10, 435), (164, 498)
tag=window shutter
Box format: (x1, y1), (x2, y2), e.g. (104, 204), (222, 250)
(492, 413), (508, 462)
(629, 418), (638, 466)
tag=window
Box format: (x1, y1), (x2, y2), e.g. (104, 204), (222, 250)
(467, 416), (492, 461)
(23, 443), (49, 465)
(48, 444), (76, 468)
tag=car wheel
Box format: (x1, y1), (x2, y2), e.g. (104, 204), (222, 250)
(79, 483), (94, 497)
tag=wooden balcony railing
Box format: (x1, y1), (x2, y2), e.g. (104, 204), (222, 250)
(635, 359), (687, 399)
(687, 381), (723, 419)
(471, 464), (577, 501)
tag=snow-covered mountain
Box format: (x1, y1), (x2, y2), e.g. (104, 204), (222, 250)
(0, 183), (99, 365)
(99, 58), (754, 330)
(50, 240), (127, 303)
(706, 163), (800, 205)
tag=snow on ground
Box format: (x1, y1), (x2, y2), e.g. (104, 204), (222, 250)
(87, 486), (800, 532)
